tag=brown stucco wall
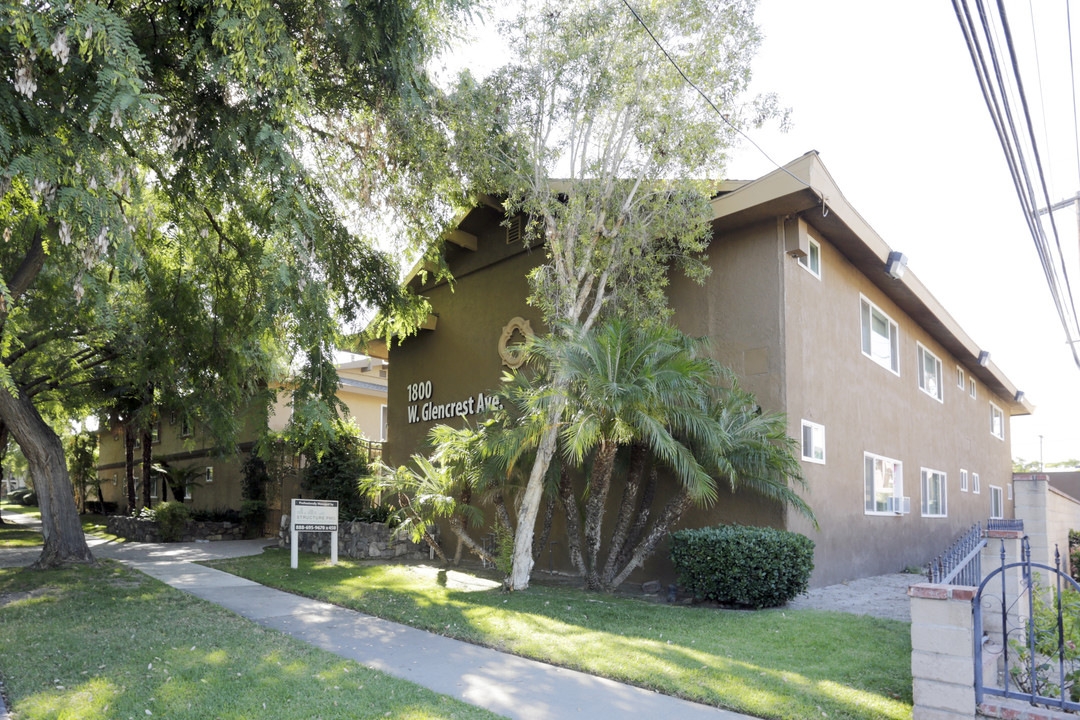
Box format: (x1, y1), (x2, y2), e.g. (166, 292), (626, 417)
(779, 223), (1015, 585)
(386, 203), (1022, 589)
(386, 246), (544, 468)
(95, 410), (260, 512)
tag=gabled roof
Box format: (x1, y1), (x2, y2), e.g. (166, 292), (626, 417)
(710, 151), (1033, 416)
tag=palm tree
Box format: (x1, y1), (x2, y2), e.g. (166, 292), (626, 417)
(151, 462), (202, 503)
(525, 319), (815, 591)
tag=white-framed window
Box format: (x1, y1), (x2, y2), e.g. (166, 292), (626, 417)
(990, 485), (1004, 519)
(864, 452), (904, 515)
(801, 420), (826, 464)
(921, 468), (947, 517)
(380, 404), (388, 442)
(150, 474), (158, 499)
(799, 237), (821, 278)
(960, 468), (969, 492)
(917, 343), (943, 402)
(956, 365), (965, 390)
(151, 423), (161, 445)
(990, 402), (1005, 440)
(969, 377), (976, 398)
(180, 415), (193, 438)
(860, 297), (900, 374)
(1008, 483), (1013, 500)
(973, 472), (981, 494)
(204, 466), (214, 484)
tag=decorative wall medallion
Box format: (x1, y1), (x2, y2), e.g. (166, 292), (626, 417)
(499, 316), (534, 369)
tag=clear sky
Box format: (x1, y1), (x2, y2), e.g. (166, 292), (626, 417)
(722, 0), (1079, 466)
(440, 0), (1080, 466)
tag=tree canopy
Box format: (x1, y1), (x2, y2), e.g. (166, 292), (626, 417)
(0, 0), (473, 566)
(450, 0), (784, 588)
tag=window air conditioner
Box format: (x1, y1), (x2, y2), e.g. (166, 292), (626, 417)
(887, 496), (911, 515)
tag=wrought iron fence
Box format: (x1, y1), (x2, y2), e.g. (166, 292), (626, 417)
(359, 439), (383, 464)
(928, 523), (987, 585)
(974, 538), (1080, 712)
(987, 518), (1025, 533)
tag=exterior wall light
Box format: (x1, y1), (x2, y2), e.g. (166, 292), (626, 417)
(1014, 390), (1025, 403)
(885, 251), (908, 279)
(978, 351), (991, 367)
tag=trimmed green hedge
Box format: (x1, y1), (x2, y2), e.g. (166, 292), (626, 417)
(670, 524), (815, 609)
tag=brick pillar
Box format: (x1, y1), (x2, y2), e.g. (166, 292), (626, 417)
(909, 583), (976, 720)
(1014, 477), (1050, 567)
(979, 530), (1026, 637)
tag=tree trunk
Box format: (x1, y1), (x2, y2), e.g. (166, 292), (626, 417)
(0, 385), (93, 567)
(0, 423), (8, 525)
(140, 425), (152, 509)
(492, 492), (514, 536)
(600, 442), (648, 586)
(614, 466), (658, 572)
(448, 516), (495, 565)
(557, 469), (587, 576)
(533, 492), (555, 561)
(604, 488), (693, 592)
(124, 425), (136, 513)
(583, 441), (619, 589)
(508, 394), (566, 590)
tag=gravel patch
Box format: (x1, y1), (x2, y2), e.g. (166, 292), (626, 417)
(785, 572), (920, 622)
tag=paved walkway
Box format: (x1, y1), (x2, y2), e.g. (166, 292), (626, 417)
(0, 510), (752, 720)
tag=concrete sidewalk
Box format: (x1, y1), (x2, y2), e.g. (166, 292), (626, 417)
(1, 511), (753, 720)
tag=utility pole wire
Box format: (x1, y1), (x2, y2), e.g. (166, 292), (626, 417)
(952, 0), (1080, 369)
(618, 0), (827, 212)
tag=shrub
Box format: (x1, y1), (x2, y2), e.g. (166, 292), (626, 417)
(670, 524), (815, 609)
(351, 504), (395, 525)
(84, 501), (118, 515)
(189, 507), (241, 523)
(8, 488), (37, 505)
(153, 501), (191, 542)
(239, 500), (267, 537)
(302, 425), (374, 520)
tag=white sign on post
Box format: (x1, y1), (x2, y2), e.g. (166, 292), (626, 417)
(290, 498), (339, 569)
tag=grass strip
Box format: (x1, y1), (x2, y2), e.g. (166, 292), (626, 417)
(0, 511), (122, 548)
(0, 561), (501, 720)
(0, 525), (43, 547)
(206, 550), (913, 720)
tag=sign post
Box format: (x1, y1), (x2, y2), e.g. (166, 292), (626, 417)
(290, 498), (339, 569)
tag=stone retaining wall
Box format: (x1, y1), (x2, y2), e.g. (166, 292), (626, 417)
(277, 515), (430, 561)
(105, 515), (246, 543)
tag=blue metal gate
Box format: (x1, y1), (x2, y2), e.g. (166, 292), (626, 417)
(974, 538), (1080, 711)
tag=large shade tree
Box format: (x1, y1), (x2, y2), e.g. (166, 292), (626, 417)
(0, 0), (472, 567)
(452, 0), (785, 588)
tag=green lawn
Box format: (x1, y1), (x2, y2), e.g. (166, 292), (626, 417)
(206, 551), (913, 720)
(0, 562), (499, 720)
(0, 507), (123, 547)
(0, 525), (42, 547)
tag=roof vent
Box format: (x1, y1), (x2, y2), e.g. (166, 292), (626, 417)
(506, 215), (524, 245)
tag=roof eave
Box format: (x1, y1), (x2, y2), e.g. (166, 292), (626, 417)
(710, 151), (1033, 417)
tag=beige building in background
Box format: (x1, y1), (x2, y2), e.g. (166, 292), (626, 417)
(382, 152), (1034, 587)
(95, 353), (387, 528)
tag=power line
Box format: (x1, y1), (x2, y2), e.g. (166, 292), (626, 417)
(952, 0), (1080, 368)
(618, 0), (827, 212)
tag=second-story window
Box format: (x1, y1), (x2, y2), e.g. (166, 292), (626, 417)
(990, 402), (1005, 440)
(860, 296), (899, 374)
(917, 343), (943, 402)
